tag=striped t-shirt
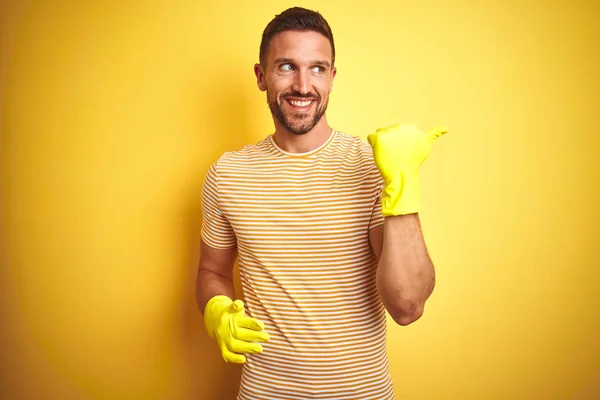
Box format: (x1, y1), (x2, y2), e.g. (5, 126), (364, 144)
(201, 129), (395, 399)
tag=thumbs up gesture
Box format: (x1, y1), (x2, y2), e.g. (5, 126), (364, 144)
(367, 124), (448, 216)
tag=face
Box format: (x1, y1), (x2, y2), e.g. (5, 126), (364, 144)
(255, 30), (336, 135)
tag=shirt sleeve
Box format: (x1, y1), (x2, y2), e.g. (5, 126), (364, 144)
(369, 173), (385, 230)
(201, 162), (237, 249)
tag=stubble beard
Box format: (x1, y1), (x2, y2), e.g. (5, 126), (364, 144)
(268, 92), (328, 136)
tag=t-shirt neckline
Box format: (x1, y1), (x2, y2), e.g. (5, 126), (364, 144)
(269, 129), (337, 157)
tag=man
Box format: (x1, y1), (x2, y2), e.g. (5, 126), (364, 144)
(196, 6), (446, 399)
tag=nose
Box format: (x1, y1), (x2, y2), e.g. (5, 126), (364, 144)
(292, 69), (310, 95)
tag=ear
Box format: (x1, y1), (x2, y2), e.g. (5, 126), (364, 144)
(329, 66), (337, 93)
(254, 63), (267, 92)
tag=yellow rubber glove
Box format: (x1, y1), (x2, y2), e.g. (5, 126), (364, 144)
(367, 124), (448, 216)
(204, 295), (270, 364)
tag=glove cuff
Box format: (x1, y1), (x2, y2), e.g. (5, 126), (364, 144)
(203, 295), (233, 339)
(381, 171), (421, 216)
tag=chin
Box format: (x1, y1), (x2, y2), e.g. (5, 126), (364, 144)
(290, 129), (310, 136)
(288, 122), (315, 135)
(281, 117), (314, 135)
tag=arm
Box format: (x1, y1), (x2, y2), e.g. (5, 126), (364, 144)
(196, 239), (269, 364)
(367, 123), (447, 326)
(369, 214), (435, 326)
(195, 240), (238, 314)
(197, 162), (269, 364)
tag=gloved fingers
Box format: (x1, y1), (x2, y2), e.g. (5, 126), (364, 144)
(367, 131), (390, 148)
(234, 326), (270, 343)
(367, 132), (379, 147)
(229, 299), (245, 314)
(427, 125), (448, 140)
(235, 315), (266, 331)
(228, 338), (264, 355)
(368, 124), (396, 146)
(369, 124), (423, 147)
(220, 344), (247, 364)
(374, 123), (400, 134)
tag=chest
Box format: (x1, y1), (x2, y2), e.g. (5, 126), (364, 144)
(217, 161), (377, 239)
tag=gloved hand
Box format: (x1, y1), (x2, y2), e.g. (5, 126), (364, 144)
(204, 295), (270, 364)
(368, 124), (448, 216)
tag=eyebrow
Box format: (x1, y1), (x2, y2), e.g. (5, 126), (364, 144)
(273, 58), (331, 68)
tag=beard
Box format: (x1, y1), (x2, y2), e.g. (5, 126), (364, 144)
(268, 91), (328, 135)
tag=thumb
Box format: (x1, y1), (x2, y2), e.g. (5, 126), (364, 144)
(230, 299), (244, 314)
(427, 125), (448, 140)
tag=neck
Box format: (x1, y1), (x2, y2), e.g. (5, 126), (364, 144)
(272, 117), (333, 154)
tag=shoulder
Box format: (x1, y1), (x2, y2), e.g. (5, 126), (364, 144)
(333, 131), (382, 187)
(334, 131), (377, 163)
(212, 136), (272, 171)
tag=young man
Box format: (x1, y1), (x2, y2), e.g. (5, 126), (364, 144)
(196, 7), (446, 399)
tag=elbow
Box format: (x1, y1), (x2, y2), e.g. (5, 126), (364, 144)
(389, 300), (425, 326)
(378, 269), (435, 326)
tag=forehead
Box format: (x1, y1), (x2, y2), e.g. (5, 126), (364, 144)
(267, 30), (332, 65)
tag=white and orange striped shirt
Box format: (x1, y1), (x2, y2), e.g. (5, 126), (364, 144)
(201, 129), (395, 399)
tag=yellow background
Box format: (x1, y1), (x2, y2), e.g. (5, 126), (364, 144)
(1, 0), (598, 399)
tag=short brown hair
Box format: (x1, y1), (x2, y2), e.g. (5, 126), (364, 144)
(259, 7), (335, 66)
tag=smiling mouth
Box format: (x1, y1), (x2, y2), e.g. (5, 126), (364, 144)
(285, 98), (315, 110)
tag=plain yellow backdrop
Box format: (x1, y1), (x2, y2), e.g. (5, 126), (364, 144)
(1, 0), (598, 399)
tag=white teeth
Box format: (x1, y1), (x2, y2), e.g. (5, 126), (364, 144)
(289, 100), (312, 107)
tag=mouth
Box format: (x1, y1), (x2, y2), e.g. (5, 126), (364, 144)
(284, 98), (316, 112)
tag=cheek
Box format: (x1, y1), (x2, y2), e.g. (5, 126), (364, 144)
(266, 84), (282, 101)
(318, 84), (331, 99)
(316, 78), (333, 95)
(268, 76), (292, 91)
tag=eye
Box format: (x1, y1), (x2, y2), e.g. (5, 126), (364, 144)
(311, 66), (325, 73)
(280, 63), (294, 71)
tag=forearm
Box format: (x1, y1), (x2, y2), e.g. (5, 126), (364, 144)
(196, 269), (236, 315)
(377, 213), (435, 325)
